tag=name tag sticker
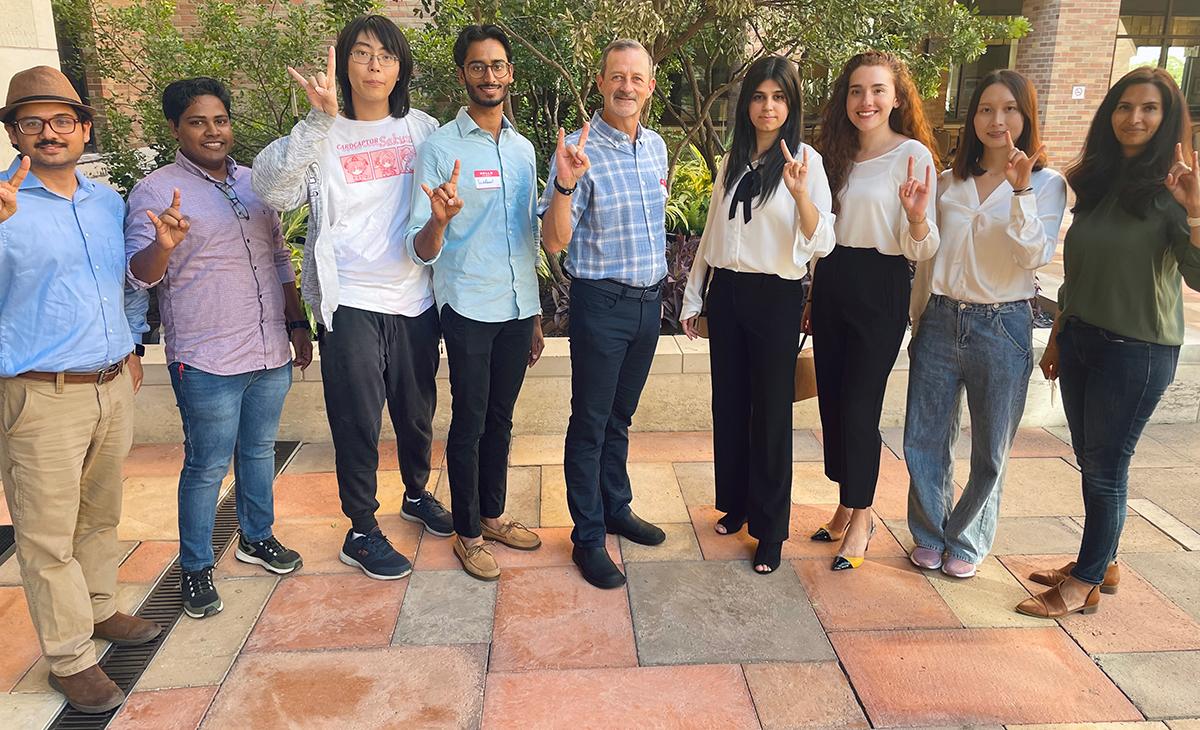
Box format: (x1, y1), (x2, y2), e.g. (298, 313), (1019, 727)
(474, 169), (501, 190)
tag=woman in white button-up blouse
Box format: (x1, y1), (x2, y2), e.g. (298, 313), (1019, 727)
(904, 69), (1067, 580)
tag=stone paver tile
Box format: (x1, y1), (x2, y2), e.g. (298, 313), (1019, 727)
(1128, 498), (1200, 550)
(1129, 434), (1199, 468)
(924, 556), (1045, 628)
(794, 556), (960, 632)
(377, 438), (447, 470)
(490, 566), (637, 672)
(620, 523), (702, 562)
(0, 587), (42, 692)
(673, 461), (714, 506)
(627, 462), (689, 523)
(951, 458), (1084, 517)
(0, 693), (63, 729)
(414, 527), (619, 571)
(1121, 552), (1200, 623)
(123, 443), (184, 477)
(482, 664), (758, 729)
(1002, 555), (1200, 653)
(624, 431), (716, 463)
(204, 644), (486, 729)
(1069, 514), (1184, 554)
(791, 462), (840, 505)
(482, 667), (753, 730)
(118, 476), (181, 541)
(743, 661), (868, 729)
(833, 628), (1140, 726)
(1167, 722), (1200, 730)
(272, 471), (438, 520)
(216, 515), (421, 578)
(282, 441), (336, 474)
(1008, 724), (1167, 730)
(246, 573), (404, 653)
(0, 554), (21, 586)
(884, 516), (1084, 557)
(690, 505), (905, 562)
(109, 686), (217, 730)
(138, 576), (276, 689)
(792, 459), (912, 519)
(627, 561), (833, 665)
(1142, 423), (1200, 462)
(509, 434), (564, 466)
(539, 465), (571, 527)
(431, 467), (541, 529)
(1097, 651), (1200, 719)
(882, 428), (1074, 461)
(793, 429), (827, 461)
(118, 540), (178, 583)
(392, 570), (496, 645)
(1126, 468), (1200, 529)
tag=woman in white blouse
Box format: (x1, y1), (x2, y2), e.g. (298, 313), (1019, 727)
(807, 51), (940, 571)
(681, 56), (836, 574)
(905, 70), (1067, 579)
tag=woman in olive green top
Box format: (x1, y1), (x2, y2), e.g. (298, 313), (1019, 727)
(1017, 67), (1200, 619)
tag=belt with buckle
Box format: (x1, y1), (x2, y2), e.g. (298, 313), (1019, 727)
(18, 360), (125, 385)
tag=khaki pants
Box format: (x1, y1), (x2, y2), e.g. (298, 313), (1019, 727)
(0, 369), (133, 676)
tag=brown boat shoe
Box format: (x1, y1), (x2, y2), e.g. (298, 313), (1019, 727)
(481, 519), (542, 551)
(454, 537), (501, 581)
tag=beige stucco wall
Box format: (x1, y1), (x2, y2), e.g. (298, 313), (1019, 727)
(0, 0), (61, 168)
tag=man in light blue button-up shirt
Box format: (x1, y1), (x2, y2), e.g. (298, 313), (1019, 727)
(407, 25), (545, 579)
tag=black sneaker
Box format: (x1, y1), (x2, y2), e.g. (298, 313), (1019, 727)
(235, 534), (303, 575)
(339, 528), (413, 580)
(181, 567), (222, 619)
(400, 490), (454, 537)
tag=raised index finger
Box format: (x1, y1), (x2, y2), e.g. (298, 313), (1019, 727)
(170, 187), (181, 211)
(7, 155), (31, 189)
(779, 138), (795, 163)
(906, 155), (915, 181)
(326, 45), (336, 81)
(924, 164), (932, 188)
(1005, 130), (1015, 151)
(577, 122), (591, 151)
(287, 66), (310, 89)
(448, 159), (461, 186)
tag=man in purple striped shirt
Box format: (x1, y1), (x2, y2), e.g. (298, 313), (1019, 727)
(125, 78), (312, 620)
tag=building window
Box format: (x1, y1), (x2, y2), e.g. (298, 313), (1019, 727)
(944, 0), (1022, 123)
(1113, 0), (1200, 108)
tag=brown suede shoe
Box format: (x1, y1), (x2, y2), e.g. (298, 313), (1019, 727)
(481, 520), (542, 551)
(48, 664), (125, 714)
(1015, 582), (1101, 618)
(1029, 561), (1120, 595)
(93, 612), (162, 646)
(454, 538), (500, 581)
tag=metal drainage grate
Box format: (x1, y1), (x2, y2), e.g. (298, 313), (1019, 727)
(0, 525), (14, 565)
(48, 441), (301, 730)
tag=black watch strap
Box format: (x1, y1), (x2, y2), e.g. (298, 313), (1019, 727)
(287, 319), (311, 334)
(553, 176), (577, 196)
(133, 343), (146, 357)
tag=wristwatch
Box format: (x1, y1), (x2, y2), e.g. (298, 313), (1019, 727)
(287, 320), (311, 335)
(133, 343), (146, 357)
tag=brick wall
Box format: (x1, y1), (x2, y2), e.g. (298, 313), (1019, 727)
(1015, 0), (1121, 173)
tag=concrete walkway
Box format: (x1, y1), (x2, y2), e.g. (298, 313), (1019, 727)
(2, 426), (1200, 728)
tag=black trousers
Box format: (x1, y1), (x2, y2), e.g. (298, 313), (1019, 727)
(708, 268), (804, 542)
(318, 305), (440, 533)
(811, 245), (909, 509)
(564, 277), (661, 547)
(440, 305), (534, 538)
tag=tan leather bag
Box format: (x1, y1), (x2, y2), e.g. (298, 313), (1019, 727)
(794, 333), (817, 402)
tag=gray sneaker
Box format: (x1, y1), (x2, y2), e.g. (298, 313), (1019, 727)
(181, 567), (222, 619)
(400, 490), (454, 536)
(235, 534), (303, 575)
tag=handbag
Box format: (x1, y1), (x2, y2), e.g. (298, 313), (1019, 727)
(794, 333), (818, 402)
(695, 266), (714, 339)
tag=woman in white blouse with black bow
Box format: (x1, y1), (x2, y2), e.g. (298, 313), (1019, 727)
(905, 69), (1067, 579)
(681, 56), (836, 574)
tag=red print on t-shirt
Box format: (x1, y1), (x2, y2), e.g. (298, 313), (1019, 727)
(396, 139), (416, 174)
(372, 148), (400, 179)
(340, 153), (374, 184)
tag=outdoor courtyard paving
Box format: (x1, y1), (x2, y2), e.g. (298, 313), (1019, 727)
(2, 426), (1200, 728)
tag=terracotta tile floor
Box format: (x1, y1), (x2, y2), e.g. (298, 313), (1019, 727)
(2, 426), (1199, 727)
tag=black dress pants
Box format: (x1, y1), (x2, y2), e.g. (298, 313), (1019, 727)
(440, 305), (535, 538)
(708, 268), (805, 542)
(811, 245), (909, 509)
(318, 305), (441, 533)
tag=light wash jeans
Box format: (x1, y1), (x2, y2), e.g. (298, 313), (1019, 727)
(904, 295), (1034, 564)
(170, 362), (292, 572)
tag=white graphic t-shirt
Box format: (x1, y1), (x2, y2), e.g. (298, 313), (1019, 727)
(322, 111), (438, 316)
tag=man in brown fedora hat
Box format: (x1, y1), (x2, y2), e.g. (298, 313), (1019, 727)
(0, 65), (186, 714)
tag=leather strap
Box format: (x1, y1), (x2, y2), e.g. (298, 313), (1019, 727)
(18, 360), (124, 385)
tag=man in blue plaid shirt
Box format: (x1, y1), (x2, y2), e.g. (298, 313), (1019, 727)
(539, 38), (669, 589)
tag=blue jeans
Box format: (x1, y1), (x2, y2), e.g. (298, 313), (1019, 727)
(905, 296), (1033, 564)
(170, 362), (292, 572)
(1058, 318), (1178, 585)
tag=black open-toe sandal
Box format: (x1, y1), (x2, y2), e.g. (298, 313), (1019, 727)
(715, 511), (746, 535)
(753, 540), (782, 574)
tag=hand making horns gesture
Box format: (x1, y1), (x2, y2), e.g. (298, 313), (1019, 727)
(554, 122), (591, 188)
(287, 45), (339, 117)
(781, 139), (809, 197)
(422, 159), (463, 225)
(899, 155), (933, 223)
(146, 188), (190, 250)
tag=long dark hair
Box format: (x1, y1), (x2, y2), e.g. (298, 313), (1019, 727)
(815, 51), (939, 214)
(722, 56), (804, 204)
(1066, 66), (1192, 217)
(952, 69), (1045, 181)
(336, 14), (413, 120)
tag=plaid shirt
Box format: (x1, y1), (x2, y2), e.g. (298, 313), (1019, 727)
(538, 112), (667, 287)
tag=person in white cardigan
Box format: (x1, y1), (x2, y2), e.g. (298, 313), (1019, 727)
(681, 56), (836, 574)
(906, 69), (1067, 579)
(806, 51), (941, 572)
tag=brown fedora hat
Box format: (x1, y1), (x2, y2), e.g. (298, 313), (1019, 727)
(0, 66), (95, 122)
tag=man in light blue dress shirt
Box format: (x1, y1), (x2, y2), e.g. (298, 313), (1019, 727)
(0, 66), (178, 714)
(408, 25), (544, 581)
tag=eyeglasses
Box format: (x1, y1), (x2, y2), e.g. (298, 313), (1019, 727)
(349, 49), (400, 68)
(213, 181), (250, 220)
(464, 61), (512, 80)
(13, 116), (81, 135)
